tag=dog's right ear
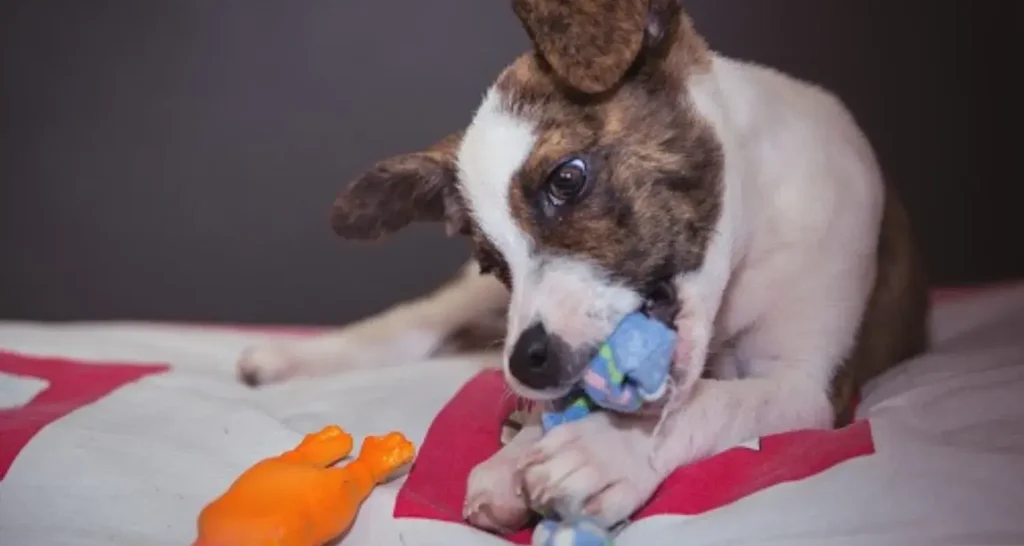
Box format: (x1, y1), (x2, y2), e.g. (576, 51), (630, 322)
(331, 132), (471, 240)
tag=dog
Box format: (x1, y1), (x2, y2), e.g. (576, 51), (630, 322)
(237, 0), (929, 533)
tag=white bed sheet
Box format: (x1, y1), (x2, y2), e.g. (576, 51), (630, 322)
(1, 284), (1023, 546)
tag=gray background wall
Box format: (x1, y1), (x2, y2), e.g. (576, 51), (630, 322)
(2, 0), (1021, 325)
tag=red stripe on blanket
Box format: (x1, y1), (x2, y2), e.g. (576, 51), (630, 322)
(631, 420), (873, 518)
(0, 350), (169, 480)
(394, 370), (875, 544)
(394, 372), (521, 533)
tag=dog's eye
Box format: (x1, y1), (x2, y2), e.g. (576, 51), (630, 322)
(545, 157), (589, 206)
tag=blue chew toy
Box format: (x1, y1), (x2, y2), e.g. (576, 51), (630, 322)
(532, 311), (677, 546)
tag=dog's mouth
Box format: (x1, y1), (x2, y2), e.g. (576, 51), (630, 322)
(640, 278), (680, 327)
(506, 279), (679, 401)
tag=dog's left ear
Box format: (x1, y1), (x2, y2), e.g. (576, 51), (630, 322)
(331, 131), (470, 241)
(511, 0), (682, 94)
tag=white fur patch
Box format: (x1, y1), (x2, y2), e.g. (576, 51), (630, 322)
(522, 257), (641, 350)
(457, 87), (537, 296)
(457, 88), (648, 396)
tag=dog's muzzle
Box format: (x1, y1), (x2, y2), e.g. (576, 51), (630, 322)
(508, 279), (680, 392)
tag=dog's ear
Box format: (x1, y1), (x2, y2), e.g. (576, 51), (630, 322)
(512, 0), (683, 94)
(331, 132), (471, 240)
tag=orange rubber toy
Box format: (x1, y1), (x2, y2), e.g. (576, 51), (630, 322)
(194, 426), (416, 546)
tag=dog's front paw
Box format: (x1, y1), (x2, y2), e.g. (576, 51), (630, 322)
(517, 412), (659, 528)
(464, 452), (532, 533)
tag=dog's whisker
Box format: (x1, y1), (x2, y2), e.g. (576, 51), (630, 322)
(650, 375), (684, 442)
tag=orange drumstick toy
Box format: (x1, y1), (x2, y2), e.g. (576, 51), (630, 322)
(194, 426), (416, 546)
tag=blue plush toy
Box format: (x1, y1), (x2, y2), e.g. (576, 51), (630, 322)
(532, 311), (677, 546)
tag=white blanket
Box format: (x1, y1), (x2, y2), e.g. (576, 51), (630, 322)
(1, 284), (1023, 546)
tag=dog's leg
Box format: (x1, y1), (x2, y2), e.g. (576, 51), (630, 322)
(516, 369), (834, 526)
(464, 410), (542, 533)
(237, 261), (508, 385)
(516, 260), (856, 526)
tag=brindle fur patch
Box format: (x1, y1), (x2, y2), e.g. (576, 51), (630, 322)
(829, 185), (930, 426)
(331, 131), (469, 240)
(492, 6), (723, 291)
(472, 232), (514, 289)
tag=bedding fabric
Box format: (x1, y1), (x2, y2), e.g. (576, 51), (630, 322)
(1, 284), (1023, 546)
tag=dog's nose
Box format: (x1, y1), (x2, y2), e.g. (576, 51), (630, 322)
(508, 322), (558, 389)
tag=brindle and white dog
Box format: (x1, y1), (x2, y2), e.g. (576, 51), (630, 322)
(237, 0), (929, 533)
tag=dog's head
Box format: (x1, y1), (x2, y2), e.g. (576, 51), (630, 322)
(332, 0), (724, 400)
